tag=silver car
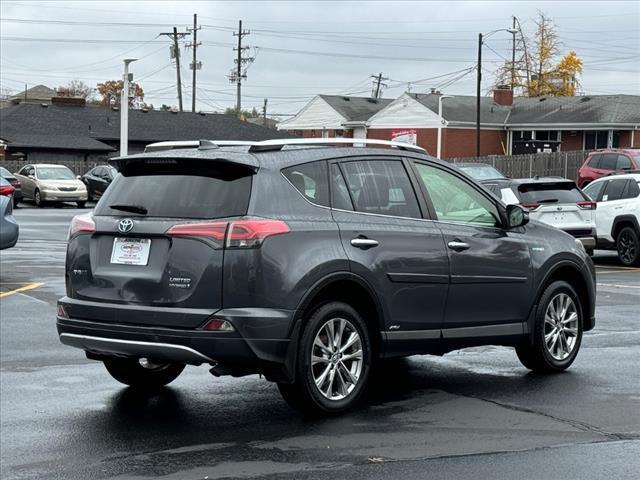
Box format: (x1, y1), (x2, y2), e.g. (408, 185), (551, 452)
(14, 164), (88, 208)
(0, 177), (19, 249)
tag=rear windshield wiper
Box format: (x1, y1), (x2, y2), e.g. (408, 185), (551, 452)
(109, 204), (148, 215)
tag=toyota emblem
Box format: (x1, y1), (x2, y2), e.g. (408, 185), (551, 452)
(118, 218), (134, 233)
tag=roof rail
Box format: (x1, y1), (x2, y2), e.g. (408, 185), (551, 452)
(247, 138), (427, 154)
(144, 140), (257, 153)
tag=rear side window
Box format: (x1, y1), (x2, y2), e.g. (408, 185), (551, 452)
(282, 160), (329, 207)
(587, 154), (601, 168)
(600, 154), (617, 170)
(583, 181), (606, 201)
(518, 183), (585, 204)
(340, 160), (421, 218)
(621, 180), (640, 199)
(616, 155), (632, 170)
(330, 164), (354, 211)
(95, 161), (252, 219)
(601, 179), (627, 202)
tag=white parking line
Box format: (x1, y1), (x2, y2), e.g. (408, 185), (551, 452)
(597, 283), (640, 289)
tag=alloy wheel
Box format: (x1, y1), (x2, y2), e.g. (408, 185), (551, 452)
(311, 317), (363, 401)
(618, 230), (637, 265)
(544, 293), (579, 361)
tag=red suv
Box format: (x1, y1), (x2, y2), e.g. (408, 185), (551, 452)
(577, 149), (640, 188)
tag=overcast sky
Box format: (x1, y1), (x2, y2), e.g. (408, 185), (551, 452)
(1, 0), (638, 116)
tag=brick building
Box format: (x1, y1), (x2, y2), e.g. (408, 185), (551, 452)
(279, 90), (640, 158)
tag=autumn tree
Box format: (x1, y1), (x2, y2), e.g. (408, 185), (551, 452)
(96, 80), (144, 107)
(57, 80), (95, 101)
(493, 12), (583, 97)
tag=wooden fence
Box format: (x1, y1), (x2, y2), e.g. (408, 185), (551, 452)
(449, 150), (590, 180)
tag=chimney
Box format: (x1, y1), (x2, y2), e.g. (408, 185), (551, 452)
(493, 85), (513, 106)
(51, 96), (86, 107)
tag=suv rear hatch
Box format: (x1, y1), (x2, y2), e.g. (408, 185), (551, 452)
(517, 180), (596, 235)
(65, 155), (255, 328)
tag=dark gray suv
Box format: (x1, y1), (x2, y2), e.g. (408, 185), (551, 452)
(57, 139), (596, 414)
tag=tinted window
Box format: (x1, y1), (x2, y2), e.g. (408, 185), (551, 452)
(18, 166), (30, 176)
(36, 166), (75, 180)
(414, 163), (500, 226)
(330, 164), (353, 211)
(583, 181), (606, 201)
(518, 183), (584, 204)
(616, 155), (632, 170)
(621, 180), (640, 199)
(341, 160), (421, 218)
(587, 154), (601, 168)
(95, 161), (252, 219)
(0, 167), (11, 177)
(601, 179), (627, 202)
(600, 154), (618, 170)
(92, 167), (105, 177)
(282, 160), (329, 207)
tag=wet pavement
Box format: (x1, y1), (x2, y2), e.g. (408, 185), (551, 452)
(1, 206), (639, 479)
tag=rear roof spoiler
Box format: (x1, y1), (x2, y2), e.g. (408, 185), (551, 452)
(144, 139), (257, 152)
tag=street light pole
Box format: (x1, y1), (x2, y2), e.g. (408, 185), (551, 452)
(120, 58), (138, 157)
(437, 94), (453, 159)
(476, 33), (482, 158)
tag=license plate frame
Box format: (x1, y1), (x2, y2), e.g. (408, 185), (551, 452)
(110, 237), (151, 266)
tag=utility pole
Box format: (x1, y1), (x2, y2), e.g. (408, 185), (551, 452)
(511, 16), (516, 91)
(476, 33), (482, 158)
(262, 98), (268, 127)
(160, 27), (190, 112)
(186, 14), (202, 113)
(371, 72), (388, 99)
(231, 20), (252, 118)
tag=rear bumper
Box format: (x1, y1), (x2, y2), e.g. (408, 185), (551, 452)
(56, 300), (298, 382)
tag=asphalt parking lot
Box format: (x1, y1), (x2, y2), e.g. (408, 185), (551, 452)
(1, 205), (639, 480)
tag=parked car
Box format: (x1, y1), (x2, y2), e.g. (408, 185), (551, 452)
(14, 164), (88, 208)
(0, 166), (22, 207)
(481, 177), (597, 252)
(455, 162), (506, 181)
(582, 173), (640, 266)
(0, 177), (19, 250)
(577, 148), (640, 188)
(57, 139), (596, 414)
(80, 165), (117, 201)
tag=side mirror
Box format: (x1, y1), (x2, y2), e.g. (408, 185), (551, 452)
(506, 204), (529, 228)
(76, 175), (82, 180)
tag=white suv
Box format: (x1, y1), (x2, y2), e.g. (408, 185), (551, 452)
(481, 177), (597, 251)
(582, 173), (640, 266)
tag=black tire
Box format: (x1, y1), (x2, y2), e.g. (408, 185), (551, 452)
(103, 358), (185, 389)
(516, 280), (583, 373)
(616, 226), (640, 267)
(585, 248), (594, 257)
(34, 189), (43, 207)
(278, 301), (372, 415)
(77, 201), (86, 208)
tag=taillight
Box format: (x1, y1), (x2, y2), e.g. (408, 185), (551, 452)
(68, 213), (96, 239)
(166, 222), (227, 241)
(166, 219), (289, 249)
(577, 201), (597, 210)
(522, 203), (541, 211)
(0, 185), (15, 196)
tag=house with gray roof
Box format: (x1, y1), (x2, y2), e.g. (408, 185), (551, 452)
(276, 94), (392, 139)
(280, 89), (640, 158)
(0, 97), (290, 166)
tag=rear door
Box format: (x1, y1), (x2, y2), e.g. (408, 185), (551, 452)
(66, 159), (254, 327)
(597, 178), (631, 241)
(331, 158), (449, 343)
(411, 161), (532, 335)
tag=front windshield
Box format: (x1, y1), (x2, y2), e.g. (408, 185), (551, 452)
(459, 165), (505, 180)
(37, 167), (76, 180)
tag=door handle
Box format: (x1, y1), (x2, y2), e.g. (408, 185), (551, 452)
(447, 240), (470, 251)
(351, 237), (379, 249)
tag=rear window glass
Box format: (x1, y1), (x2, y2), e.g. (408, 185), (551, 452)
(518, 183), (584, 204)
(95, 161), (252, 219)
